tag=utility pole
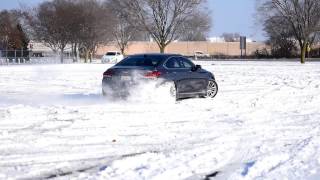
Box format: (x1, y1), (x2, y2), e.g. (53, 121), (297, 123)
(240, 36), (246, 59)
(5, 36), (8, 65)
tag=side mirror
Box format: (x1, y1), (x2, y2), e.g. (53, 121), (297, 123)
(191, 65), (202, 71)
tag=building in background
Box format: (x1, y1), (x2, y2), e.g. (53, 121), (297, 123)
(97, 41), (269, 58)
(28, 41), (72, 57)
(23, 40), (269, 59)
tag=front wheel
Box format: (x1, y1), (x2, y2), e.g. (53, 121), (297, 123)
(206, 80), (218, 98)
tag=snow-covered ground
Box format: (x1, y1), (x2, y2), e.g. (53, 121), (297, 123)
(0, 61), (320, 180)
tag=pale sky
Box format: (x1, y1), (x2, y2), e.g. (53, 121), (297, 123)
(209, 0), (265, 41)
(0, 0), (266, 41)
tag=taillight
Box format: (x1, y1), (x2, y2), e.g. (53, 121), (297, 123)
(144, 71), (161, 78)
(103, 70), (113, 77)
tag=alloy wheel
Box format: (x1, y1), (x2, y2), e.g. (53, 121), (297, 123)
(206, 81), (218, 98)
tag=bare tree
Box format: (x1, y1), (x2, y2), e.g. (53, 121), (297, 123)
(221, 33), (240, 42)
(0, 10), (29, 51)
(259, 0), (320, 63)
(264, 15), (297, 58)
(26, 0), (116, 63)
(113, 18), (137, 55)
(110, 0), (207, 53)
(63, 1), (86, 62)
(180, 11), (211, 41)
(107, 1), (138, 55)
(77, 0), (115, 63)
(27, 0), (73, 63)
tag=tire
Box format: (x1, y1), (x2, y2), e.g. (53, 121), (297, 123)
(102, 89), (107, 96)
(157, 81), (177, 101)
(169, 82), (177, 100)
(206, 80), (218, 98)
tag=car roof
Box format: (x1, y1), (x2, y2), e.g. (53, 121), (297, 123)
(129, 53), (182, 58)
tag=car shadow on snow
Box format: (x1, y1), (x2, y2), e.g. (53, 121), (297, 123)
(0, 93), (109, 107)
(61, 93), (107, 105)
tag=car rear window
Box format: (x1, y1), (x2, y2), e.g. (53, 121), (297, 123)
(106, 52), (116, 55)
(116, 55), (165, 67)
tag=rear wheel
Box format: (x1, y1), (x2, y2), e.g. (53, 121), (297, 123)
(169, 82), (177, 100)
(206, 80), (218, 98)
(102, 89), (107, 96)
(157, 81), (177, 101)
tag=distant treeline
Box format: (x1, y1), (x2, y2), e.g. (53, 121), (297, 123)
(0, 0), (211, 63)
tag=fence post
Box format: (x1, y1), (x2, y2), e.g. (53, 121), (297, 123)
(6, 49), (8, 65)
(14, 50), (17, 64)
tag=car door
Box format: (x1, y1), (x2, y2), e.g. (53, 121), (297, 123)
(179, 57), (208, 93)
(163, 57), (192, 94)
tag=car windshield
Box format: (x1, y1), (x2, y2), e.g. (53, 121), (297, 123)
(116, 55), (166, 67)
(106, 52), (116, 55)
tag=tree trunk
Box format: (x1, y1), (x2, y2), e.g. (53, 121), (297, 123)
(120, 47), (125, 55)
(159, 45), (166, 53)
(60, 48), (64, 64)
(72, 43), (78, 63)
(300, 42), (307, 64)
(85, 50), (89, 63)
(90, 51), (92, 63)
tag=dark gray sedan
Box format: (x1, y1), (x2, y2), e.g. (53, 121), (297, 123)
(102, 53), (218, 100)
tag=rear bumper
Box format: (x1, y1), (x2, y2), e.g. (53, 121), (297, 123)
(102, 77), (165, 96)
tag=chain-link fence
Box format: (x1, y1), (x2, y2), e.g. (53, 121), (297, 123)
(0, 50), (74, 65)
(0, 50), (30, 64)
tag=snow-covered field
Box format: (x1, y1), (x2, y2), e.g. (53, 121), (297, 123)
(0, 61), (320, 180)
